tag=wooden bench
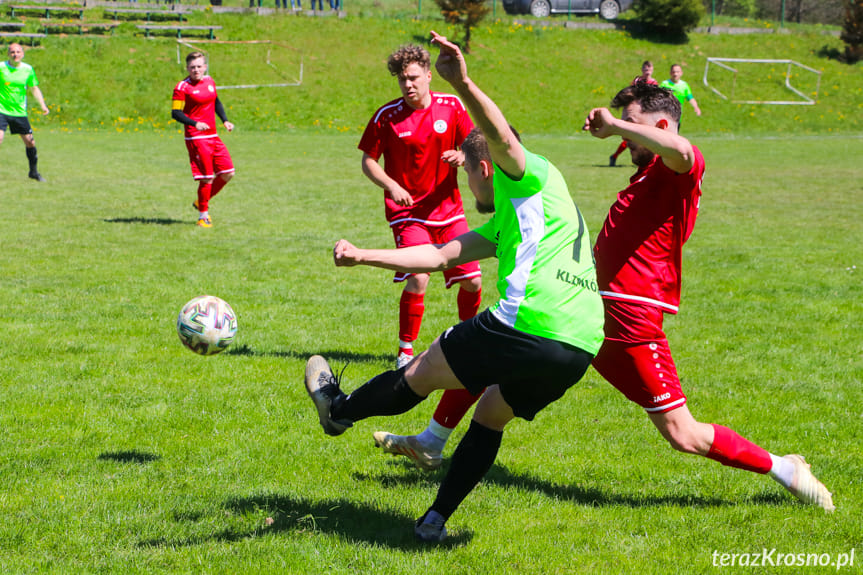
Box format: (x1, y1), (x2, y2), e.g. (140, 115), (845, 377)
(0, 22), (25, 31)
(104, 7), (190, 22)
(41, 21), (119, 35)
(137, 24), (221, 39)
(0, 31), (46, 45)
(8, 5), (84, 19)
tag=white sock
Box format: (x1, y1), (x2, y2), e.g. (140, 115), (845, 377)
(199, 211), (209, 219)
(416, 419), (451, 452)
(398, 340), (413, 354)
(768, 453), (795, 488)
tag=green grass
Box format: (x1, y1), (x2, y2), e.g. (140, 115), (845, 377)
(13, 11), (860, 136)
(0, 130), (860, 573)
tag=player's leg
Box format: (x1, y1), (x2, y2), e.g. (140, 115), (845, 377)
(304, 335), (465, 436)
(650, 405), (834, 511)
(609, 140), (627, 166)
(209, 138), (235, 200)
(393, 222), (434, 368)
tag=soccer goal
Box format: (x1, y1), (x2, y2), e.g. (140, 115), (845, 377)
(176, 39), (303, 89)
(702, 58), (822, 105)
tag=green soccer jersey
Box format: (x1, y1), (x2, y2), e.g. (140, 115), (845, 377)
(0, 60), (38, 117)
(474, 147), (604, 354)
(660, 78), (694, 106)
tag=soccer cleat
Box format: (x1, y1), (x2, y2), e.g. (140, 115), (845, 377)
(304, 355), (352, 436)
(784, 454), (835, 512)
(192, 200), (200, 211)
(29, 172), (45, 182)
(396, 351), (413, 369)
(373, 431), (442, 471)
(196, 216), (213, 228)
(608, 155), (617, 167)
(414, 511), (447, 542)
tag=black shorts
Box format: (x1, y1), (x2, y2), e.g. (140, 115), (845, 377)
(439, 309), (594, 421)
(0, 113), (32, 135)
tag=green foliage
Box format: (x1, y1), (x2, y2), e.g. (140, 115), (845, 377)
(841, 0), (863, 62)
(433, 0), (491, 52)
(713, 0), (758, 18)
(0, 131), (861, 573)
(636, 0), (705, 38)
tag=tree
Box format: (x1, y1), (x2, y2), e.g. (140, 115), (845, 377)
(637, 0), (705, 40)
(841, 0), (863, 63)
(434, 0), (491, 54)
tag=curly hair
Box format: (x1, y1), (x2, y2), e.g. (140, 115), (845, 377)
(611, 83), (681, 123)
(386, 44), (430, 76)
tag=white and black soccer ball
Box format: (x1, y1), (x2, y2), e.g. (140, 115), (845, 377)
(176, 295), (238, 356)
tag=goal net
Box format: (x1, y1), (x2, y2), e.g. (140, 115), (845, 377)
(176, 39), (303, 89)
(702, 58), (821, 105)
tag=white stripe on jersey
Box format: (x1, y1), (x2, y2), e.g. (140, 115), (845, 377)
(598, 290), (679, 313)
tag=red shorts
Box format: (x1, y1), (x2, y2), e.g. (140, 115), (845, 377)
(591, 300), (687, 413)
(390, 217), (481, 288)
(185, 136), (234, 180)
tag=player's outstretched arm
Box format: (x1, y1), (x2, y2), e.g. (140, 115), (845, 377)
(334, 231), (494, 273)
(431, 31), (524, 180)
(583, 107), (695, 174)
(31, 86), (49, 115)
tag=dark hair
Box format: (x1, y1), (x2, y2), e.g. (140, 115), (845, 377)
(461, 125), (522, 170)
(611, 83), (681, 123)
(387, 44), (430, 76)
(642, 60), (653, 68)
(186, 51), (206, 65)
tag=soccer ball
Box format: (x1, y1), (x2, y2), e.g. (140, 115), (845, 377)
(176, 295), (238, 356)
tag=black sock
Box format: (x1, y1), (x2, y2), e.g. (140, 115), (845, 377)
(429, 420), (503, 520)
(26, 147), (38, 174)
(331, 367), (425, 423)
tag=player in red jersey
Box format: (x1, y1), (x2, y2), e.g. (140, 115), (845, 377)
(371, 82), (835, 513)
(171, 51), (235, 228)
(359, 44), (482, 369)
(609, 60), (657, 167)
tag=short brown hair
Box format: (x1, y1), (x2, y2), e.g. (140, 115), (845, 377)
(186, 51), (206, 65)
(611, 83), (681, 123)
(461, 125), (522, 170)
(386, 44), (430, 76)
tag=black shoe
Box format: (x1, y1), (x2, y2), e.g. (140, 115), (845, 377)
(608, 155), (616, 167)
(29, 172), (46, 182)
(414, 510), (447, 542)
(304, 355), (352, 436)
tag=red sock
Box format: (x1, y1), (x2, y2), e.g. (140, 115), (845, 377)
(197, 181), (212, 212)
(612, 140), (627, 159)
(457, 288), (481, 321)
(398, 290), (424, 345)
(210, 176), (228, 200)
(433, 388), (482, 429)
(706, 424), (772, 474)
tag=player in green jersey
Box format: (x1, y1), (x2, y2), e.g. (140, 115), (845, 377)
(303, 30), (603, 543)
(0, 43), (49, 182)
(660, 63), (701, 119)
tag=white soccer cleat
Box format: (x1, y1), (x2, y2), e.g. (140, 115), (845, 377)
(784, 454), (835, 512)
(373, 431), (442, 471)
(396, 352), (413, 370)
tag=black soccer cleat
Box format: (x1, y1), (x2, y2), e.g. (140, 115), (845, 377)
(304, 355), (352, 436)
(29, 172), (46, 182)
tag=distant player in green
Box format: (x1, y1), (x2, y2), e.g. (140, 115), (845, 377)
(660, 63), (701, 120)
(303, 30), (604, 542)
(0, 43), (49, 182)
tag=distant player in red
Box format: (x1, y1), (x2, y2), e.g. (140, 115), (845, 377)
(171, 51), (235, 228)
(371, 83), (835, 514)
(359, 44), (482, 369)
(609, 60), (657, 167)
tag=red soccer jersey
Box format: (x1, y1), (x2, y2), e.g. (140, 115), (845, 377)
(172, 75), (219, 141)
(358, 92), (474, 225)
(593, 146), (705, 314)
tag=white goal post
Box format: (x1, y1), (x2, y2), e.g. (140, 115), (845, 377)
(702, 58), (822, 105)
(176, 39), (303, 89)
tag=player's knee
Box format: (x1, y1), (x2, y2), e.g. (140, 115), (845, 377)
(461, 276), (482, 292)
(220, 172), (233, 183)
(663, 424), (702, 455)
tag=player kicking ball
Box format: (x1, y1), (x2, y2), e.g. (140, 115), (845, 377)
(304, 30), (605, 542)
(371, 82), (835, 513)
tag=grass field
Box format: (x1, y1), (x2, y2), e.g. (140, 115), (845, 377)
(0, 129), (860, 573)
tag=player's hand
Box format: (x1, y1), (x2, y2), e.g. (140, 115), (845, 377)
(441, 149), (464, 167)
(195, 121), (211, 131)
(431, 31), (467, 87)
(389, 186), (415, 207)
(333, 239), (361, 267)
(583, 107), (616, 139)
(40, 106), (50, 116)
(224, 121), (235, 132)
